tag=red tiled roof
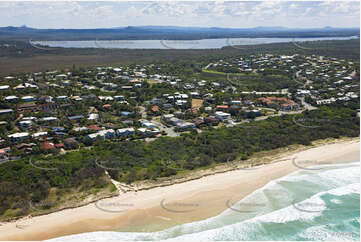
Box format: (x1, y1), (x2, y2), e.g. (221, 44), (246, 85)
(55, 143), (64, 148)
(42, 142), (55, 150)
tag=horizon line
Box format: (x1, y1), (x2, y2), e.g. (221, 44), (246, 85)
(1, 25), (360, 30)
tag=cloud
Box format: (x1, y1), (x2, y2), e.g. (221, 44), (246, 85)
(0, 1), (358, 28)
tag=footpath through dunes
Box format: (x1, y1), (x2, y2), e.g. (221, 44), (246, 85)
(0, 138), (359, 241)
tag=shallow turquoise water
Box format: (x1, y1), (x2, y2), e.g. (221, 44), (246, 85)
(49, 162), (360, 241)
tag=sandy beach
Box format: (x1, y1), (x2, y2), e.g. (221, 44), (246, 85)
(0, 138), (359, 241)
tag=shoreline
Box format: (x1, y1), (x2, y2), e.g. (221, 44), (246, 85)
(0, 137), (359, 241)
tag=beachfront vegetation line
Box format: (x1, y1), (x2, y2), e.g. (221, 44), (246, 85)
(0, 105), (359, 220)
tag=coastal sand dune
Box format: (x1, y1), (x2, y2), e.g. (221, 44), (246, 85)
(0, 139), (359, 241)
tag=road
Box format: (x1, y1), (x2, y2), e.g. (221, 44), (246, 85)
(151, 118), (179, 137)
(138, 106), (147, 119)
(137, 107), (179, 137)
(294, 70), (318, 111)
(204, 63), (212, 70)
(297, 96), (318, 111)
(138, 69), (318, 137)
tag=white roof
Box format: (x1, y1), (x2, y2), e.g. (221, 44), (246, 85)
(8, 132), (29, 138)
(5, 95), (18, 99)
(98, 96), (114, 101)
(138, 128), (147, 133)
(0, 85), (10, 90)
(98, 129), (115, 135)
(22, 117), (37, 121)
(88, 113), (99, 120)
(32, 132), (48, 137)
(39, 117), (58, 121)
(117, 128), (135, 133)
(22, 95), (35, 99)
(87, 133), (99, 139)
(73, 127), (88, 132)
(215, 111), (230, 116)
(0, 109), (13, 113)
(163, 114), (175, 118)
(19, 120), (32, 124)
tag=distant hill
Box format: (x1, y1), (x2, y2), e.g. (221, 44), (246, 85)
(0, 25), (359, 41)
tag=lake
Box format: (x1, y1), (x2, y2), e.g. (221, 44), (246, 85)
(33, 36), (359, 50)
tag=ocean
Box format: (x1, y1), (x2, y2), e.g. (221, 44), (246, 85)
(49, 162), (360, 241)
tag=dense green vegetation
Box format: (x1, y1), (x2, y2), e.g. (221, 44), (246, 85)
(0, 105), (358, 220)
(100, 106), (359, 182)
(199, 70), (296, 91)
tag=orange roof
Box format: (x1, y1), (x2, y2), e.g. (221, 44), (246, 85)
(151, 105), (159, 112)
(216, 105), (229, 109)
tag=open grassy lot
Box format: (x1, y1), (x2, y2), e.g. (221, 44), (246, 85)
(192, 99), (204, 109)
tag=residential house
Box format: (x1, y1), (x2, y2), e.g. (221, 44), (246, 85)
(204, 116), (219, 125)
(216, 105), (229, 111)
(19, 120), (32, 128)
(68, 115), (84, 121)
(56, 96), (68, 101)
(215, 111), (231, 121)
(121, 111), (132, 117)
(0, 109), (14, 115)
(151, 98), (162, 104)
(175, 122), (195, 131)
(39, 102), (59, 112)
(17, 103), (38, 112)
(64, 138), (79, 149)
(5, 96), (18, 102)
(8, 132), (30, 142)
(42, 141), (55, 151)
(39, 117), (58, 122)
(141, 120), (156, 128)
(151, 105), (160, 114)
(116, 127), (135, 137)
(21, 96), (36, 102)
(138, 127), (160, 136)
(88, 113), (99, 120)
(32, 132), (48, 139)
(87, 129), (115, 140)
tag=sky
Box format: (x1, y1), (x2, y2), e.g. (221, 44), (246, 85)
(0, 1), (359, 29)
